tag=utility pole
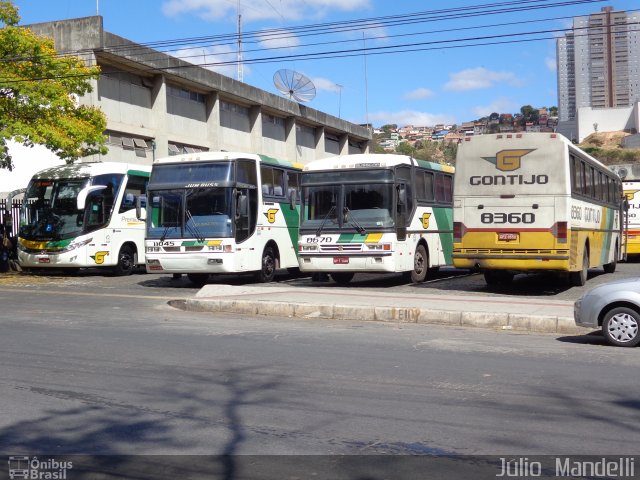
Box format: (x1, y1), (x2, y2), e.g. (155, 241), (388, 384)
(237, 0), (243, 82)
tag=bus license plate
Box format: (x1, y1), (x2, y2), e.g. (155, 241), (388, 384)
(498, 232), (518, 242)
(333, 256), (349, 264)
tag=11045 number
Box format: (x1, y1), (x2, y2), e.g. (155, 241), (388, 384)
(480, 212), (535, 224)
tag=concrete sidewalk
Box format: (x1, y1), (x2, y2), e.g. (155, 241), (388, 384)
(183, 283), (588, 335)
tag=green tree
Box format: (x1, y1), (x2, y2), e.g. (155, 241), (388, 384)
(395, 141), (414, 156)
(0, 0), (107, 170)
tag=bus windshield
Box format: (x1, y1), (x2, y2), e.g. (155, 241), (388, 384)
(301, 183), (395, 233)
(19, 178), (90, 240)
(147, 187), (234, 240)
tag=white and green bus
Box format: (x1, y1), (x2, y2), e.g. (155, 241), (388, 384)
(298, 154), (455, 284)
(18, 162), (150, 275)
(144, 151), (302, 285)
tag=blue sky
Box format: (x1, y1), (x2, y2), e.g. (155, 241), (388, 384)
(13, 0), (639, 128)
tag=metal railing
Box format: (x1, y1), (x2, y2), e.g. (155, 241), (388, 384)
(0, 199), (22, 237)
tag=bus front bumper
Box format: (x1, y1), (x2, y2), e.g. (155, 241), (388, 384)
(298, 253), (396, 273)
(145, 253), (241, 274)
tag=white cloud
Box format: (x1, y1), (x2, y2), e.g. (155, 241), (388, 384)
(369, 110), (456, 127)
(162, 0), (371, 22)
(471, 97), (518, 118)
(545, 57), (556, 72)
(403, 88), (435, 101)
(311, 77), (342, 93)
(443, 67), (523, 92)
(257, 30), (301, 50)
(172, 45), (247, 78)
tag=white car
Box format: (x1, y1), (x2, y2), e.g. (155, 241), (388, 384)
(574, 277), (640, 347)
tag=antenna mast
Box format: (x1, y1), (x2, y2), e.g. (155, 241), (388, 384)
(237, 0), (243, 82)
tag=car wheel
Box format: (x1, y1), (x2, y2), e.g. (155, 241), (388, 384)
(112, 245), (135, 276)
(569, 249), (588, 287)
(410, 244), (428, 283)
(187, 273), (209, 287)
(256, 246), (276, 283)
(603, 243), (618, 274)
(602, 307), (640, 347)
(330, 272), (354, 285)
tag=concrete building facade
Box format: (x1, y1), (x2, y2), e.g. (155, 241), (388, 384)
(26, 16), (371, 169)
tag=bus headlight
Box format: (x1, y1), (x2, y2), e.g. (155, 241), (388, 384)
(299, 245), (318, 251)
(367, 243), (391, 251)
(146, 246), (161, 253)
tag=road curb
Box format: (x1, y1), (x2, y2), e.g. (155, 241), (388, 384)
(182, 298), (588, 335)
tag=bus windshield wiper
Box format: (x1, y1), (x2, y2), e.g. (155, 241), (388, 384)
(185, 209), (205, 242)
(315, 205), (336, 237)
(160, 224), (174, 242)
(343, 207), (366, 234)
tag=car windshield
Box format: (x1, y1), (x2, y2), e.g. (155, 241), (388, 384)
(147, 187), (233, 239)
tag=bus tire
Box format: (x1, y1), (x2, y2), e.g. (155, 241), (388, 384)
(603, 242), (618, 274)
(410, 244), (428, 283)
(187, 273), (209, 287)
(112, 245), (135, 276)
(256, 246), (276, 283)
(602, 306), (640, 347)
(330, 272), (354, 285)
(569, 249), (589, 287)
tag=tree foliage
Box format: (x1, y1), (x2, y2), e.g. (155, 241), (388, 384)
(0, 0), (107, 170)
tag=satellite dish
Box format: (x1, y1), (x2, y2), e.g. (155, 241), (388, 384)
(273, 69), (316, 102)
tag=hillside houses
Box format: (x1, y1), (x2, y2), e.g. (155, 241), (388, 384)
(374, 108), (558, 152)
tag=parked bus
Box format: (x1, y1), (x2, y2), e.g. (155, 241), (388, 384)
(610, 164), (640, 258)
(453, 132), (624, 286)
(144, 151), (301, 285)
(17, 162), (150, 275)
(298, 153), (454, 284)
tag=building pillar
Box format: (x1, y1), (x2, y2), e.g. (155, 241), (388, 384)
(206, 91), (220, 152)
(284, 116), (297, 163)
(249, 105), (263, 154)
(151, 75), (169, 159)
(339, 133), (349, 155)
(315, 126), (325, 160)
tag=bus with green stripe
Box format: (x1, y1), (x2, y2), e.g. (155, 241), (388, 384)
(18, 162), (151, 275)
(144, 151), (302, 285)
(298, 154), (454, 284)
(453, 132), (624, 287)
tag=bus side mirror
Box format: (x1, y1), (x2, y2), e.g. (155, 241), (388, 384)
(136, 195), (147, 220)
(77, 185), (107, 210)
(235, 193), (248, 219)
(397, 185), (407, 207)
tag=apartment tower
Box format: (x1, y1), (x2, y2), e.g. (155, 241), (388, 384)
(556, 6), (640, 121)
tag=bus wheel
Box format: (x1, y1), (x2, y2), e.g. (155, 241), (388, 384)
(330, 272), (354, 285)
(602, 307), (640, 347)
(603, 243), (618, 274)
(569, 250), (589, 287)
(187, 273), (209, 287)
(410, 244), (428, 283)
(112, 245), (135, 276)
(256, 246), (276, 283)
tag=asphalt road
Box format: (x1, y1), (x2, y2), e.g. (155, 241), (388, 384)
(1, 267), (640, 466)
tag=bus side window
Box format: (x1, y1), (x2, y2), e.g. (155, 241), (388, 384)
(286, 170), (300, 205)
(424, 172), (434, 202)
(119, 175), (148, 213)
(260, 166), (274, 195)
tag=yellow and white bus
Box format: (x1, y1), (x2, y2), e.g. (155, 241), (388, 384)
(610, 164), (640, 257)
(18, 162), (150, 275)
(453, 132), (624, 286)
(144, 151), (301, 285)
(298, 153), (454, 284)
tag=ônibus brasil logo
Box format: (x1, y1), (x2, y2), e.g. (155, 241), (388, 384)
(8, 456), (73, 479)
